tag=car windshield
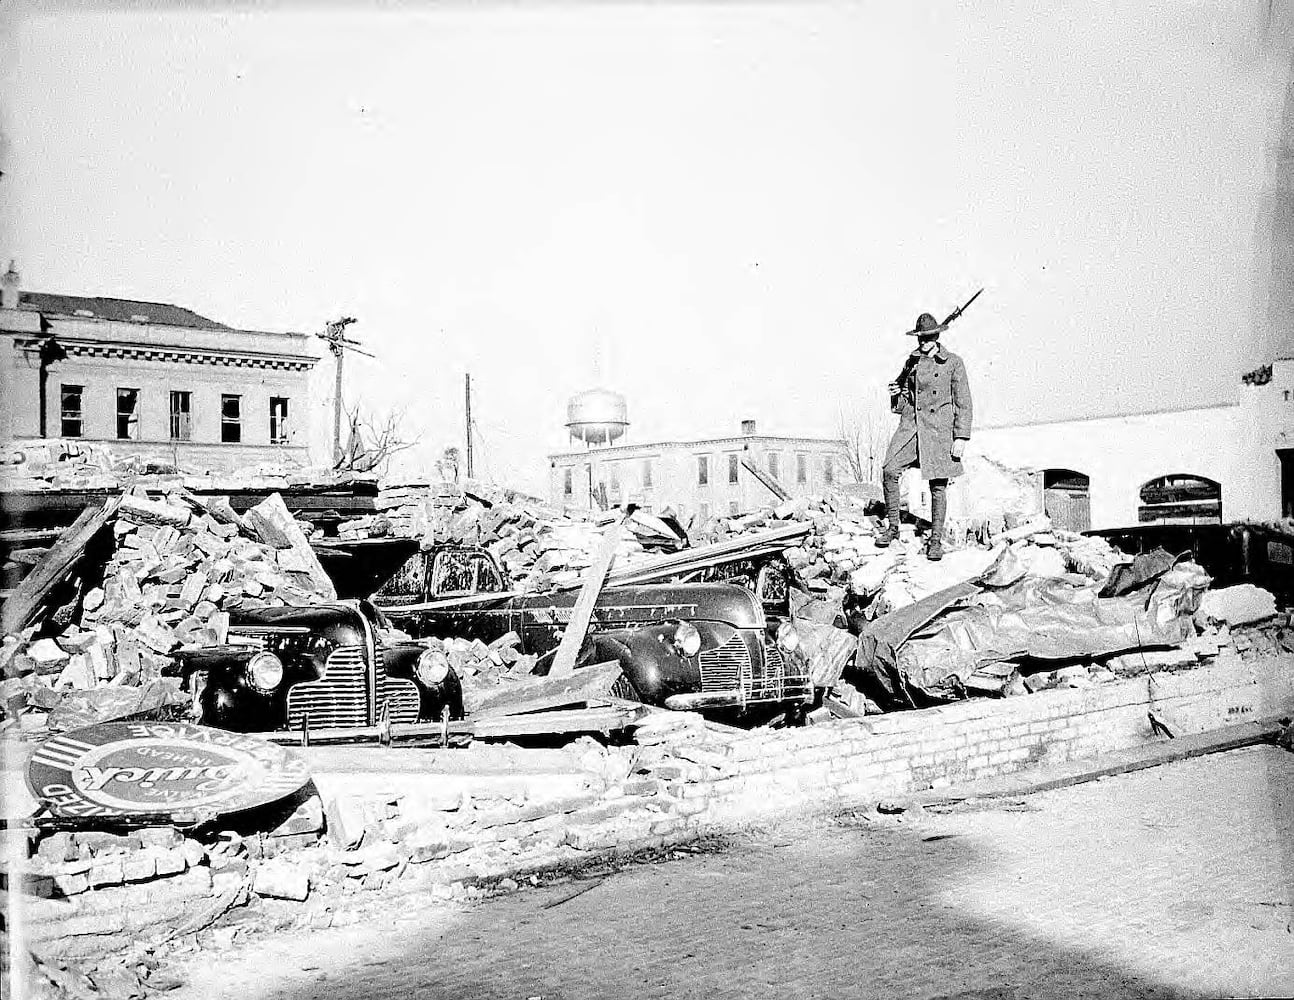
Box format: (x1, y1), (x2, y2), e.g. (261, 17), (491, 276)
(432, 550), (504, 596)
(374, 552), (426, 603)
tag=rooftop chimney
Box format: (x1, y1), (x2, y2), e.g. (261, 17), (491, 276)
(741, 419), (756, 436)
(1, 261), (19, 310)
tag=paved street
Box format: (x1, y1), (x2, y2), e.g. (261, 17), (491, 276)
(171, 746), (1293, 1000)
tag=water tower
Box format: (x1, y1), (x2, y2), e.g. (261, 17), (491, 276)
(565, 388), (629, 448)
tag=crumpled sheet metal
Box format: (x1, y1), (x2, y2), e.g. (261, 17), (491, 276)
(1097, 547), (1182, 598)
(855, 580), (983, 707)
(794, 618), (859, 689)
(854, 551), (1211, 706)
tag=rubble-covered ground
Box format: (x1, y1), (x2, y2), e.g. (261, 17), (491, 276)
(4, 440), (1293, 737)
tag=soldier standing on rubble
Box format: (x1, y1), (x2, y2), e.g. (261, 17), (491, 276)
(875, 309), (974, 562)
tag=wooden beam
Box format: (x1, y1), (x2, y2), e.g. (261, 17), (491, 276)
(1, 498), (118, 634)
(741, 458), (790, 502)
(918, 718), (1286, 807)
(598, 522), (809, 589)
(469, 660), (624, 718)
(548, 522), (623, 678)
(257, 701), (642, 745)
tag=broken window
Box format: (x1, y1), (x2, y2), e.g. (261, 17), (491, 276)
(1138, 474), (1221, 525)
(642, 458), (654, 488)
(697, 455), (709, 486)
(728, 453), (739, 484)
(374, 552), (428, 604)
(768, 452), (780, 479)
(796, 453), (807, 483)
(221, 394), (242, 443)
(269, 397), (289, 445)
(116, 388), (140, 440)
(60, 384), (84, 438)
(563, 468), (573, 497)
(169, 391), (192, 441)
(823, 456), (834, 485)
(729, 500), (739, 515)
(699, 501), (710, 519)
(610, 462), (621, 495)
(431, 550), (503, 597)
(1044, 469), (1092, 532)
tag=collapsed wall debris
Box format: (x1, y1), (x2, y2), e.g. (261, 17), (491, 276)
(5, 451), (1291, 746)
(1, 488), (335, 733)
(321, 479), (690, 592)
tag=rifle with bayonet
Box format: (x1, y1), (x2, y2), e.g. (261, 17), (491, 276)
(888, 288), (984, 409)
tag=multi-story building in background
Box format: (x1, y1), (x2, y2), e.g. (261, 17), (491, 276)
(0, 263), (318, 472)
(549, 405), (853, 517)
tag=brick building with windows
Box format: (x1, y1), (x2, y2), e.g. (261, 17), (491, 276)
(0, 264), (318, 472)
(548, 418), (853, 517)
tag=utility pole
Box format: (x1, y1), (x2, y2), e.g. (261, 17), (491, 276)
(464, 372), (474, 480)
(315, 317), (371, 463)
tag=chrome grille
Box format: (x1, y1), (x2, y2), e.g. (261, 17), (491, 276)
(287, 644), (367, 729)
(373, 630), (419, 725)
(372, 630), (388, 725)
(698, 634), (750, 692)
(386, 678), (421, 725)
(751, 642), (814, 705)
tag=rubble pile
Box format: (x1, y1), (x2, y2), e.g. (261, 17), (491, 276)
(331, 479), (689, 591)
(416, 631), (542, 714)
(1, 489), (336, 732)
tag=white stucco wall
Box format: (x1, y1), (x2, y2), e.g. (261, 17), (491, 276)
(963, 360), (1294, 529)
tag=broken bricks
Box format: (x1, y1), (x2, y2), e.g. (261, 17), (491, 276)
(2, 488), (339, 728)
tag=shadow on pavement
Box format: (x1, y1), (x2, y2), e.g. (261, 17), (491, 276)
(231, 749), (1294, 1000)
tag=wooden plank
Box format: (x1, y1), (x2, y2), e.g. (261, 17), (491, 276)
(549, 523), (623, 678)
(598, 523), (810, 589)
(918, 718), (1285, 807)
(471, 705), (638, 737)
(256, 702), (641, 745)
(0, 528), (65, 545)
(1, 498), (118, 634)
(741, 458), (790, 502)
(470, 660), (624, 719)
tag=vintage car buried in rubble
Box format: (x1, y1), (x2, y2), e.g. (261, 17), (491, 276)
(171, 599), (464, 735)
(371, 545), (813, 719)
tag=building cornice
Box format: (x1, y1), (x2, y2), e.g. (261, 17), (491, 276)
(10, 335), (317, 372)
(978, 400), (1240, 432)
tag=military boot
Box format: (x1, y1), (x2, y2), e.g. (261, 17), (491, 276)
(925, 479), (948, 562)
(877, 467), (903, 548)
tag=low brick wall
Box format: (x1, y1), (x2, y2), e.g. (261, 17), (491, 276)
(692, 651), (1293, 826)
(17, 652), (1293, 975)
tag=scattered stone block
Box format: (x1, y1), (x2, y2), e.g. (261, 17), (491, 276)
(254, 859), (311, 901)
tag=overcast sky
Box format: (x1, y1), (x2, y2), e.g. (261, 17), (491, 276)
(2, 2), (1291, 493)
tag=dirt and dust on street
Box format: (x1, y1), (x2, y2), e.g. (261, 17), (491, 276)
(167, 746), (1293, 1000)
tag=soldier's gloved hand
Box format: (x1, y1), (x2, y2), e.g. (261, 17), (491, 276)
(951, 439), (967, 461)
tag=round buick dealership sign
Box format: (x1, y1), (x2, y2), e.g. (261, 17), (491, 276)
(26, 721), (311, 819)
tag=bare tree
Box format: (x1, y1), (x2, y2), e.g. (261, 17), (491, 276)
(333, 405), (417, 474)
(435, 446), (462, 483)
(837, 402), (891, 486)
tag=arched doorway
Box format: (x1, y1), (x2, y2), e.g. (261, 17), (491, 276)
(1043, 469), (1091, 531)
(1138, 474), (1222, 524)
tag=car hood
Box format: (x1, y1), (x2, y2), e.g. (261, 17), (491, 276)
(229, 601), (364, 631)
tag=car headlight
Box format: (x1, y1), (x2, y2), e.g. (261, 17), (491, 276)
(776, 621), (801, 653)
(246, 652), (284, 693)
(416, 647), (451, 686)
(672, 621), (702, 657)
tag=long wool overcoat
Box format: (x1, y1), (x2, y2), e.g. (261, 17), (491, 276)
(883, 344), (973, 481)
